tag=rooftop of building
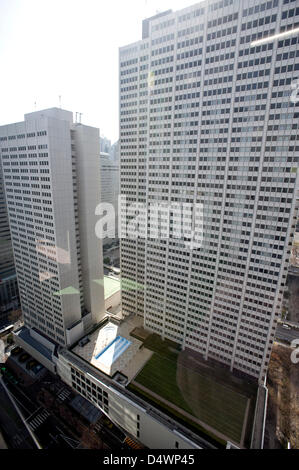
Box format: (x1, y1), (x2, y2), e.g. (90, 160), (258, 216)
(71, 314), (152, 381)
(24, 107), (73, 123)
(69, 394), (102, 424)
(70, 313), (258, 448)
(104, 275), (120, 299)
(128, 337), (258, 448)
(13, 327), (53, 361)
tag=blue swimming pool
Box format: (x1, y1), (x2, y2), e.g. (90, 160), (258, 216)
(95, 335), (131, 366)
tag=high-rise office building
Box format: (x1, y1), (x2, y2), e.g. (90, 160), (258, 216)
(0, 157), (19, 323)
(111, 140), (120, 163)
(0, 108), (105, 351)
(100, 136), (112, 155)
(100, 151), (119, 245)
(119, 0), (299, 382)
(2, 2), (299, 450)
(24, 3), (299, 449)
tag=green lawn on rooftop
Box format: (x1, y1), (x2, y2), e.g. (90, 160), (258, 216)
(134, 352), (194, 414)
(132, 350), (249, 444)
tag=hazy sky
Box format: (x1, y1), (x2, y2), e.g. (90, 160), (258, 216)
(0, 0), (192, 143)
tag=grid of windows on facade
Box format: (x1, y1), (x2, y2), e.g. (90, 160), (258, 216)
(1, 110), (103, 348)
(71, 367), (109, 414)
(0, 278), (18, 305)
(119, 0), (299, 381)
(70, 135), (85, 312)
(0, 128), (66, 344)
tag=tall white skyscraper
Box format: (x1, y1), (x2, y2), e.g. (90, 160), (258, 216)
(100, 151), (119, 245)
(0, 108), (105, 349)
(0, 156), (19, 322)
(119, 0), (299, 382)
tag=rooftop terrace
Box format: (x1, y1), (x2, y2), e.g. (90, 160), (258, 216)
(104, 276), (120, 299)
(72, 315), (152, 381)
(71, 315), (257, 448)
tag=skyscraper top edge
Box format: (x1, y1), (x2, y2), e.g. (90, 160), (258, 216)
(142, 10), (173, 39)
(120, 1), (206, 52)
(24, 107), (73, 123)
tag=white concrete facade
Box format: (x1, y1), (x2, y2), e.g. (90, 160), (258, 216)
(100, 152), (119, 245)
(56, 348), (205, 449)
(0, 108), (105, 347)
(119, 0), (299, 382)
